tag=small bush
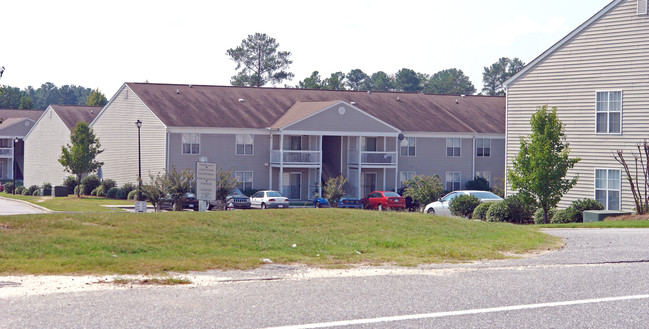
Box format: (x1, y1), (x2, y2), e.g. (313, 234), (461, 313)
(32, 190), (40, 196)
(27, 185), (40, 195)
(486, 201), (508, 222)
(472, 202), (492, 221)
(121, 182), (136, 195)
(101, 179), (117, 191)
(15, 186), (25, 195)
(534, 208), (558, 224)
(63, 176), (78, 193)
(465, 177), (490, 191)
(449, 194), (481, 218)
(22, 188), (30, 196)
(570, 198), (604, 222)
(504, 194), (536, 224)
(95, 185), (107, 197)
(81, 175), (101, 195)
(4, 182), (15, 194)
(127, 190), (138, 200)
(106, 187), (120, 199)
(42, 182), (52, 190)
(115, 188), (127, 200)
(551, 208), (580, 224)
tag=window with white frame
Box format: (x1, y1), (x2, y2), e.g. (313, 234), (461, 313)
(595, 169), (620, 210)
(446, 138), (461, 157)
(362, 137), (377, 151)
(182, 133), (200, 154)
(400, 137), (416, 157)
(236, 134), (254, 155)
(400, 171), (416, 187)
(475, 171), (491, 186)
(446, 172), (461, 191)
(235, 171), (253, 191)
(476, 138), (491, 157)
(596, 91), (621, 134)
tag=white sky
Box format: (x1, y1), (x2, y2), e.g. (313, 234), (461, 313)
(2, 0), (612, 98)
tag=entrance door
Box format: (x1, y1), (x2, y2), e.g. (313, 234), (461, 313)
(289, 173), (301, 200)
(363, 172), (376, 197)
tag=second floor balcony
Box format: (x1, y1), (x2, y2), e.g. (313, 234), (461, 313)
(271, 150), (321, 166)
(348, 151), (397, 166)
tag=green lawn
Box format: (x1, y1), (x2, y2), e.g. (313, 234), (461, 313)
(0, 193), (134, 212)
(0, 209), (561, 275)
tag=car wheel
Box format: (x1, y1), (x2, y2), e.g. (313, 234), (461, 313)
(261, 203), (267, 209)
(315, 201), (321, 208)
(427, 207), (435, 214)
(377, 204), (383, 211)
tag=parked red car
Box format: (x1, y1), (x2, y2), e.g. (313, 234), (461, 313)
(361, 191), (406, 211)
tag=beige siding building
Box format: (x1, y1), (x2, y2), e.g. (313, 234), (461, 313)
(504, 0), (649, 211)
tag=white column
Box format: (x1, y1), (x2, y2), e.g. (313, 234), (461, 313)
(394, 136), (399, 192)
(357, 136), (362, 198)
(319, 135), (323, 196)
(472, 136), (476, 181)
(279, 133), (284, 194)
(269, 134), (273, 190)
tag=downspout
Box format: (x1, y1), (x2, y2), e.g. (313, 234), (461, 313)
(394, 135), (399, 192)
(166, 129), (170, 171)
(269, 132), (273, 190)
(472, 135), (476, 182)
(319, 135), (323, 197)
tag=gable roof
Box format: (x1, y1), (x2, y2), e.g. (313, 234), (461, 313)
(0, 109), (43, 123)
(504, 0), (622, 88)
(50, 105), (102, 130)
(271, 101), (340, 129)
(125, 83), (505, 134)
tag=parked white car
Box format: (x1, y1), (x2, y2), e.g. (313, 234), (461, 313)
(424, 190), (503, 216)
(250, 190), (290, 209)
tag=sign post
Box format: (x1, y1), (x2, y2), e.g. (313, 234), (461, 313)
(196, 162), (217, 211)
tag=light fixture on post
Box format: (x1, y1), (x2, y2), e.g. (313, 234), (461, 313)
(135, 120), (142, 202)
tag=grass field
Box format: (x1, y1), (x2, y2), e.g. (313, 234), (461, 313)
(0, 208), (561, 275)
(0, 193), (133, 212)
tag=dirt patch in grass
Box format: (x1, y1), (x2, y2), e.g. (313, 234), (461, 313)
(604, 214), (649, 221)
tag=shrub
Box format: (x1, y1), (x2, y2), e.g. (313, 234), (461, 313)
(27, 185), (40, 195)
(115, 188), (127, 200)
(32, 190), (40, 196)
(486, 201), (508, 222)
(81, 175), (101, 195)
(95, 185), (107, 197)
(127, 190), (138, 200)
(101, 179), (117, 191)
(551, 207), (580, 224)
(42, 182), (52, 190)
(106, 187), (120, 199)
(63, 176), (78, 193)
(534, 208), (558, 224)
(570, 198), (604, 222)
(121, 182), (136, 195)
(503, 194), (536, 224)
(472, 202), (492, 221)
(22, 188), (30, 196)
(15, 186), (25, 195)
(449, 194), (481, 218)
(465, 177), (490, 191)
(4, 182), (15, 194)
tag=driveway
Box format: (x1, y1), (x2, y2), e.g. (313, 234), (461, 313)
(0, 196), (47, 215)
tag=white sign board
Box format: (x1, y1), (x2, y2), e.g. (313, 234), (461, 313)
(134, 201), (148, 213)
(196, 162), (217, 201)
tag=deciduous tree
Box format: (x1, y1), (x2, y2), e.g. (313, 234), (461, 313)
(507, 105), (580, 223)
(85, 88), (108, 106)
(323, 175), (347, 207)
(403, 175), (443, 212)
(226, 33), (294, 87)
(424, 68), (476, 95)
(59, 122), (104, 197)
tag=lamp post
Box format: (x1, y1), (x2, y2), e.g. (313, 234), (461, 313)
(135, 120), (142, 201)
(12, 137), (20, 194)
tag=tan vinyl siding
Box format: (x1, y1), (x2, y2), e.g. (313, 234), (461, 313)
(91, 86), (167, 185)
(23, 109), (70, 187)
(506, 0), (649, 211)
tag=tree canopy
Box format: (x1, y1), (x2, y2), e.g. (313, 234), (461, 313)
(85, 88), (108, 106)
(59, 122), (104, 197)
(0, 82), (95, 110)
(507, 105), (580, 223)
(424, 68), (476, 95)
(394, 68), (423, 92)
(482, 57), (524, 96)
(226, 33), (294, 87)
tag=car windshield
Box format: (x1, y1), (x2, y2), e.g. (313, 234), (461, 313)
(470, 191), (501, 200)
(230, 188), (244, 196)
(383, 192), (400, 197)
(186, 193), (196, 198)
(266, 191), (283, 197)
(441, 193), (458, 202)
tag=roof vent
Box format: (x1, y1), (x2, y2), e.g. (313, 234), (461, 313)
(189, 84), (193, 88)
(455, 99), (459, 104)
(91, 109), (94, 114)
(238, 98), (244, 103)
(350, 101), (356, 105)
(396, 96), (400, 101)
(461, 94), (466, 98)
(176, 89), (180, 94)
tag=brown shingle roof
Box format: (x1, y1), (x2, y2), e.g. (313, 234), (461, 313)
(0, 109), (44, 122)
(50, 105), (102, 130)
(126, 83), (505, 134)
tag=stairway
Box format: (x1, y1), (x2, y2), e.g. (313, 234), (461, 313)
(321, 161), (353, 195)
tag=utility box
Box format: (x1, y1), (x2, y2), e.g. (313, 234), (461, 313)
(53, 186), (68, 197)
(583, 210), (632, 222)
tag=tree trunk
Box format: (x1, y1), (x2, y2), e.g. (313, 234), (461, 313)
(76, 175), (82, 197)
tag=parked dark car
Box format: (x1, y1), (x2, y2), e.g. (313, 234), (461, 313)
(313, 197), (363, 209)
(361, 191), (406, 211)
(209, 188), (251, 210)
(159, 193), (199, 211)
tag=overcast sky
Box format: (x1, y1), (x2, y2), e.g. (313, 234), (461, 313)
(2, 0), (612, 98)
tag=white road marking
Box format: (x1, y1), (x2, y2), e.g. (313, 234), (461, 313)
(264, 294), (649, 329)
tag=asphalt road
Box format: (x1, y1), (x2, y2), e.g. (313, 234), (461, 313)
(0, 196), (46, 215)
(2, 228), (649, 328)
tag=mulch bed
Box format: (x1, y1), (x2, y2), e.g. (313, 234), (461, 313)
(603, 214), (649, 221)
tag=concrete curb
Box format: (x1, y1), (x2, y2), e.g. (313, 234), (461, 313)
(0, 195), (54, 213)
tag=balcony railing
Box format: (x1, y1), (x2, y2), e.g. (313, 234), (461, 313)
(348, 151), (397, 166)
(271, 150), (320, 165)
(0, 148), (12, 157)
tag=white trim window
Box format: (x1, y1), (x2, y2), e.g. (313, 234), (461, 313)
(446, 138), (461, 157)
(362, 137), (378, 151)
(400, 137), (416, 157)
(182, 133), (200, 155)
(446, 172), (461, 191)
(236, 134), (254, 155)
(595, 169), (620, 210)
(476, 138), (491, 157)
(235, 171), (253, 191)
(475, 171), (491, 186)
(400, 171), (416, 187)
(596, 91), (622, 134)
